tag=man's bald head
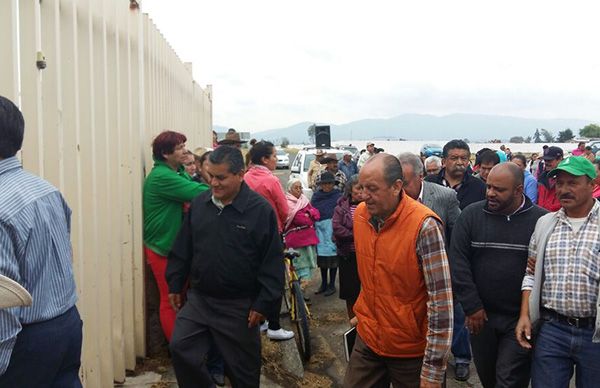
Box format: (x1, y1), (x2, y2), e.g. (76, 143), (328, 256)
(363, 153), (403, 186)
(486, 162), (525, 214)
(488, 162), (524, 188)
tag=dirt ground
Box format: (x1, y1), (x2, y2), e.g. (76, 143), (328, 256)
(260, 275), (483, 388)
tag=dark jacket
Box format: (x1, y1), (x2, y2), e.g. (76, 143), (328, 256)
(166, 182), (284, 316)
(332, 196), (356, 257)
(425, 168), (486, 210)
(449, 197), (547, 318)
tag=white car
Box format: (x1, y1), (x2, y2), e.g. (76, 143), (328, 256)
(276, 149), (289, 169)
(289, 147), (344, 199)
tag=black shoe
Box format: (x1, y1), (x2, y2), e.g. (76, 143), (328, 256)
(315, 286), (327, 294)
(454, 363), (470, 381)
(324, 285), (336, 296)
(211, 373), (225, 387)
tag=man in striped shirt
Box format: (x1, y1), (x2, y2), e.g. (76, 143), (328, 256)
(516, 156), (600, 388)
(0, 96), (82, 386)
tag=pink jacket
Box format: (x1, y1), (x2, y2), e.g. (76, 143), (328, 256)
(284, 204), (320, 249)
(244, 165), (288, 233)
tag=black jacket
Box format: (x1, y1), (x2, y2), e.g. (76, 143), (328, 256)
(449, 197), (548, 318)
(425, 168), (486, 210)
(166, 182), (284, 316)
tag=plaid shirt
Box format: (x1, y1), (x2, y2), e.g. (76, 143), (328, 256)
(416, 217), (454, 383)
(522, 200), (600, 317)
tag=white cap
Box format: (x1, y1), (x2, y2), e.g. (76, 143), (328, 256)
(0, 274), (32, 309)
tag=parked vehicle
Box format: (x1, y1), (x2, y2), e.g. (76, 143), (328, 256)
(276, 149), (290, 169)
(587, 140), (600, 154)
(289, 147), (344, 198)
(420, 143), (443, 158)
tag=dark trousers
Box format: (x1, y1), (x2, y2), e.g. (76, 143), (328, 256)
(470, 315), (531, 388)
(170, 292), (261, 388)
(266, 294), (283, 331)
(0, 305), (83, 387)
(343, 333), (423, 388)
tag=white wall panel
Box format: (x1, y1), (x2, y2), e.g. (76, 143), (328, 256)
(0, 1), (213, 386)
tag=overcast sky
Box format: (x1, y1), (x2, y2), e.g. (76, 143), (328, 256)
(142, 0), (600, 132)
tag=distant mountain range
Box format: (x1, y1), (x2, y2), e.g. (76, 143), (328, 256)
(215, 114), (594, 144)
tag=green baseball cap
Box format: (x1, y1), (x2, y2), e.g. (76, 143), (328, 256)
(549, 156), (597, 179)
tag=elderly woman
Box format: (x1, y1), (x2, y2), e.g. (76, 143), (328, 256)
(311, 171), (342, 296)
(332, 175), (364, 318)
(283, 179), (320, 294)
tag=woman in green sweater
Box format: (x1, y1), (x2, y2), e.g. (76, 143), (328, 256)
(143, 131), (208, 341)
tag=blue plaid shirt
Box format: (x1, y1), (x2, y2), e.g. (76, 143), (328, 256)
(0, 157), (78, 375)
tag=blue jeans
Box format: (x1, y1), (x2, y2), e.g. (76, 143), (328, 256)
(532, 319), (600, 388)
(452, 302), (472, 364)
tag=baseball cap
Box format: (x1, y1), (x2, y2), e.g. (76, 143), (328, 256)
(366, 142), (375, 147)
(543, 146), (563, 161)
(549, 156), (597, 179)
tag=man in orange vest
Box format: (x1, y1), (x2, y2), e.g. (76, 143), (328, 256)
(343, 154), (454, 388)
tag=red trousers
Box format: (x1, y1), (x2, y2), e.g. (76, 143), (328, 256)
(145, 246), (176, 341)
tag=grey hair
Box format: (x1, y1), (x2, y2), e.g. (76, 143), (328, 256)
(397, 152), (425, 178)
(424, 155), (442, 169)
(286, 177), (302, 192)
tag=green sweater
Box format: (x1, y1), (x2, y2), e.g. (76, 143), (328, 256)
(143, 160), (209, 256)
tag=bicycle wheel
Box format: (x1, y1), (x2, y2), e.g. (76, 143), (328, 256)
(291, 280), (311, 361)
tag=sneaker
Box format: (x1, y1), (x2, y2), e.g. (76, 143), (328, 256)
(324, 285), (336, 296)
(211, 373), (225, 387)
(267, 328), (295, 341)
(454, 363), (470, 381)
(259, 321), (269, 332)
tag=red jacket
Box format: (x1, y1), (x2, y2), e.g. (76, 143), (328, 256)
(537, 172), (560, 212)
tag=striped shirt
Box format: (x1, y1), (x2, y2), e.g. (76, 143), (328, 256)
(522, 200), (600, 318)
(0, 157), (78, 375)
(416, 217), (454, 383)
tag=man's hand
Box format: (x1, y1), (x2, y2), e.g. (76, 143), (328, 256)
(515, 315), (533, 349)
(169, 293), (182, 312)
(350, 316), (358, 327)
(465, 308), (488, 335)
(248, 310), (265, 328)
(420, 378), (443, 388)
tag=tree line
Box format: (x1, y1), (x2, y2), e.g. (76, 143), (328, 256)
(509, 124), (600, 143)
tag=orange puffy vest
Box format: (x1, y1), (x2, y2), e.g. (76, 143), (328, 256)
(353, 195), (439, 357)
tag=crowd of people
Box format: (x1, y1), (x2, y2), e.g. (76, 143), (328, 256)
(1, 91), (600, 388)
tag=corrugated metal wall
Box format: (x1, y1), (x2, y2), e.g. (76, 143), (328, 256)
(0, 1), (212, 386)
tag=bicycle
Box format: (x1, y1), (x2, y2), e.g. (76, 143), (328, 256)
(283, 249), (312, 362)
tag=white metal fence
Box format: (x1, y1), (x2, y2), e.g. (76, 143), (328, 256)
(0, 1), (213, 386)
